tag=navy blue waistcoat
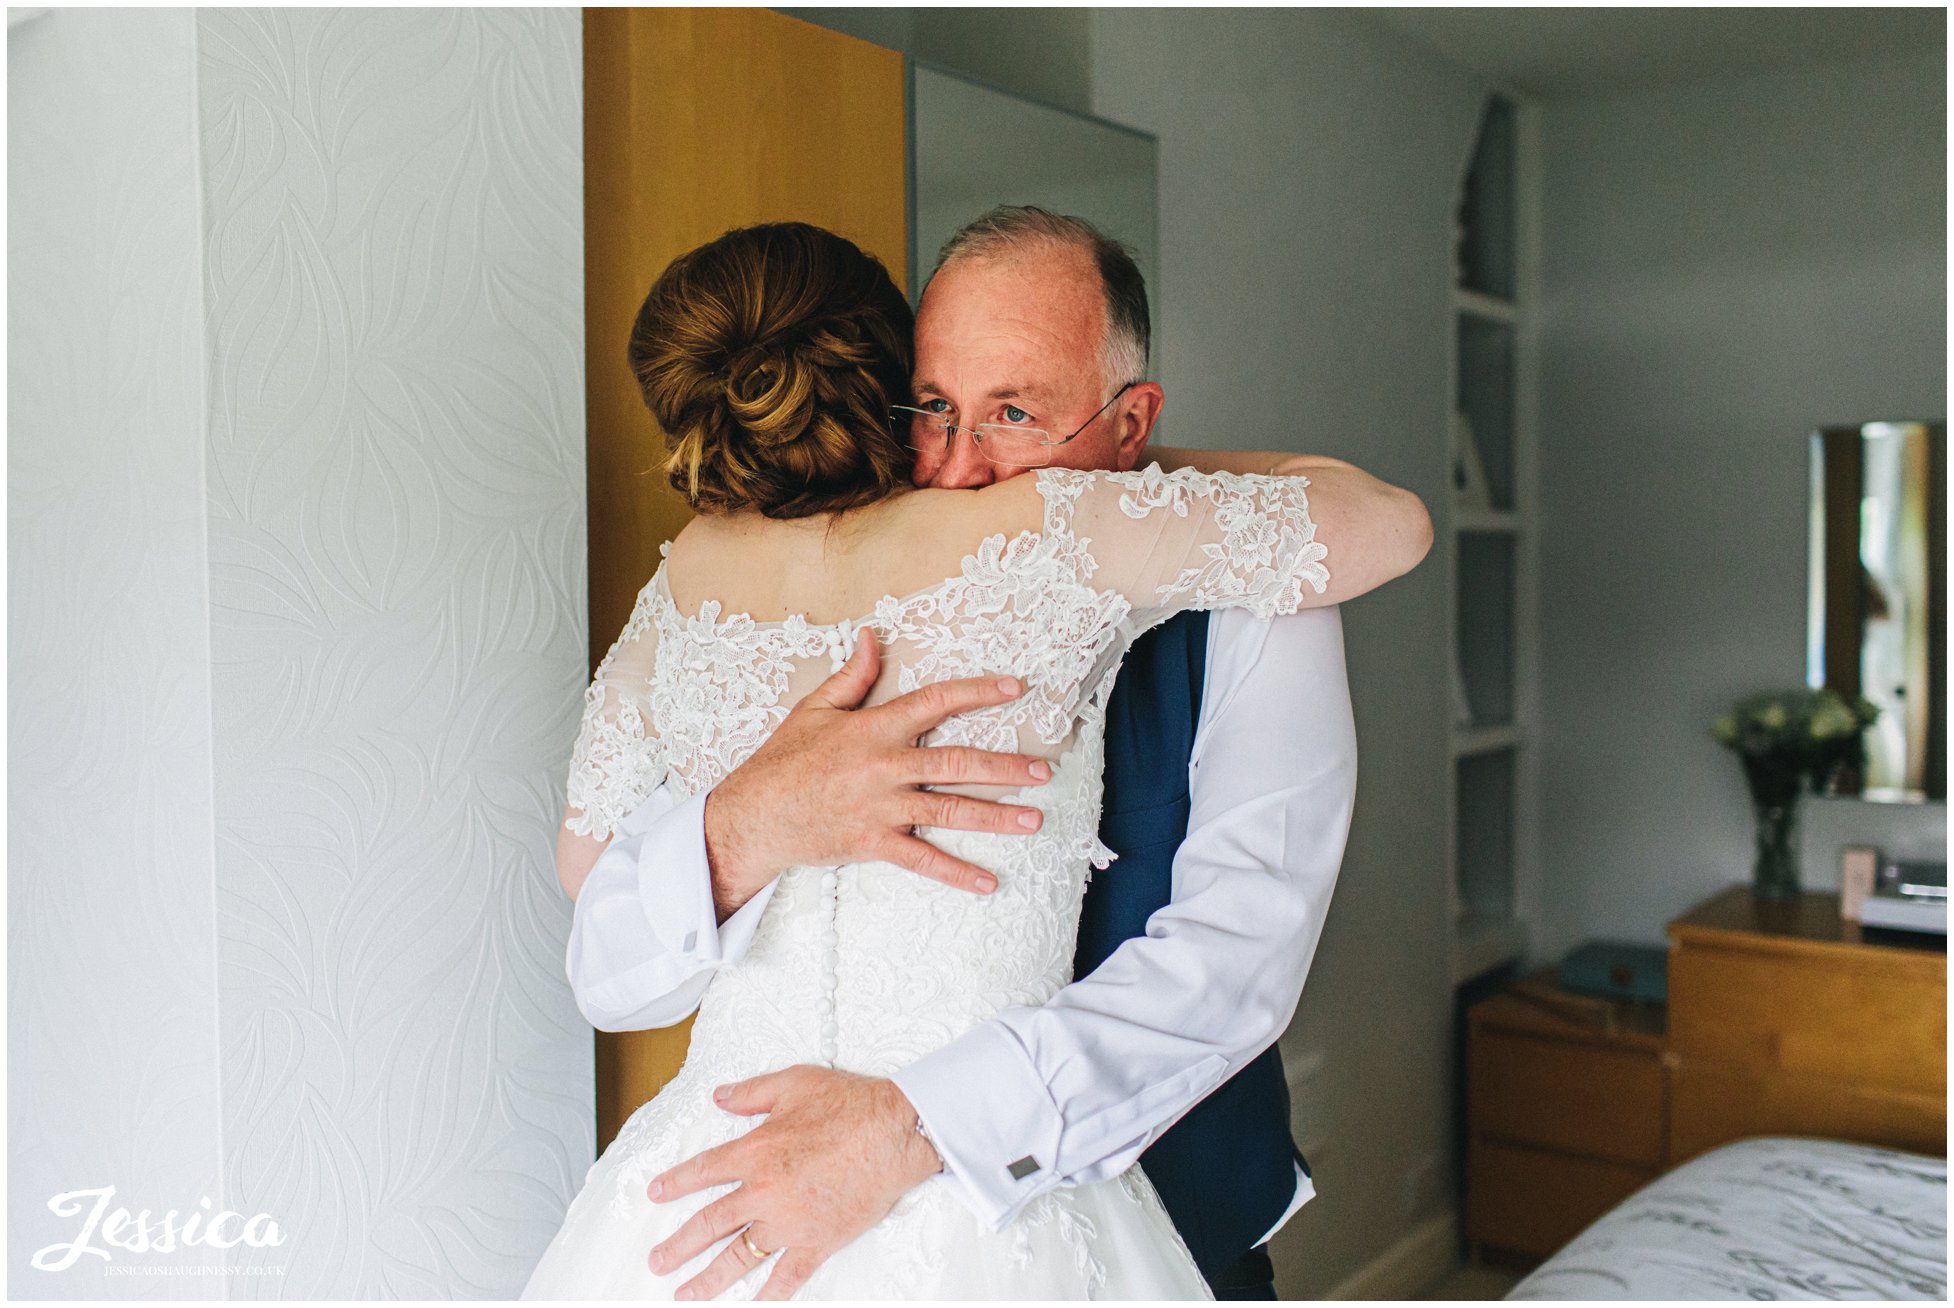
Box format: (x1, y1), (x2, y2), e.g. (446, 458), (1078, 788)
(1077, 609), (1307, 1289)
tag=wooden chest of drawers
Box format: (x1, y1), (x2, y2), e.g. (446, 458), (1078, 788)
(1666, 886), (1946, 1164)
(1464, 974), (1669, 1259)
(1466, 887), (1947, 1263)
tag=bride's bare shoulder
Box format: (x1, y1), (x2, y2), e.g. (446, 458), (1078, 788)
(853, 479), (1043, 586)
(910, 472), (1052, 539)
(662, 512), (728, 567)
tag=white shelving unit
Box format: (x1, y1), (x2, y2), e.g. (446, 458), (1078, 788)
(1445, 88), (1542, 989)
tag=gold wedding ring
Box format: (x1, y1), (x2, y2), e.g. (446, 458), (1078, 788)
(740, 1226), (771, 1261)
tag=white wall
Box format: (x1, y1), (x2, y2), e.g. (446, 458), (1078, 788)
(1534, 47), (1946, 960)
(1090, 11), (1486, 1298)
(10, 8), (592, 1297)
(9, 9), (227, 1296)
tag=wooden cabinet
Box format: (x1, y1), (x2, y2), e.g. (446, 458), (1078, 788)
(1466, 886), (1947, 1263)
(1665, 886), (1946, 1164)
(1464, 972), (1668, 1259)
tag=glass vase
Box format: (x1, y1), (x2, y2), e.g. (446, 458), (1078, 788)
(1750, 796), (1801, 902)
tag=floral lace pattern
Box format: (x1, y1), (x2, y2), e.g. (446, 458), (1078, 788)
(531, 466), (1329, 1299)
(560, 577), (665, 840)
(1037, 463), (1331, 620)
(886, 527), (1133, 757)
(562, 466), (1329, 840)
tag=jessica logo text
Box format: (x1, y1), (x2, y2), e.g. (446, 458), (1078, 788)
(32, 1188), (285, 1271)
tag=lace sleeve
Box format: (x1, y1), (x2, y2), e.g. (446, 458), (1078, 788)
(562, 576), (667, 841)
(1034, 464), (1331, 624)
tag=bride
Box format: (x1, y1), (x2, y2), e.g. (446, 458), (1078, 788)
(522, 221), (1430, 1299)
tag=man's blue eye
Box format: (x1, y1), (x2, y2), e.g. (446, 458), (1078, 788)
(923, 398), (950, 414)
(1004, 406), (1030, 423)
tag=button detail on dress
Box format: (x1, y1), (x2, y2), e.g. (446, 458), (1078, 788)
(816, 864), (842, 1066)
(822, 625), (853, 674)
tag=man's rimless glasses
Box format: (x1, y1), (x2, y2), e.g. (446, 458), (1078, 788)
(890, 381), (1137, 468)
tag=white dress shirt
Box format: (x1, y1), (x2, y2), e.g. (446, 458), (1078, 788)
(564, 604), (1357, 1248)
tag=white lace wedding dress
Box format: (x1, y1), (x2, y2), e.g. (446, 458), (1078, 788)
(521, 465), (1330, 1300)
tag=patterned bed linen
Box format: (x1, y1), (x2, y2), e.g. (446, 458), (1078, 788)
(1506, 1137), (1946, 1301)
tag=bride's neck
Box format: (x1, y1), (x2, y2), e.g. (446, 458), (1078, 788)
(705, 485), (920, 537)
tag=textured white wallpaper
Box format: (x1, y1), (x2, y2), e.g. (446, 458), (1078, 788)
(195, 8), (591, 1298)
(11, 7), (593, 1299)
(9, 8), (229, 1298)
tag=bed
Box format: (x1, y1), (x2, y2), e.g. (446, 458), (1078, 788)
(1505, 1136), (1946, 1300)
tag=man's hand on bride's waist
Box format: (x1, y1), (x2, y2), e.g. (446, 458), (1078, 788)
(702, 630), (1054, 922)
(645, 1065), (941, 1300)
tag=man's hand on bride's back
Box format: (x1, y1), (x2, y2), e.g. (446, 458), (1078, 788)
(701, 630), (1053, 921)
(645, 1066), (939, 1299)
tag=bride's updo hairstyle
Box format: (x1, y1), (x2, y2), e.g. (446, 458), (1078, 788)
(628, 222), (915, 519)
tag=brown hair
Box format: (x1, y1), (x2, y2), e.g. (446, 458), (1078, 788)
(627, 223), (915, 519)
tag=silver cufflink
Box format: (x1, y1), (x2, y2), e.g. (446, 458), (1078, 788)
(1008, 1156), (1041, 1181)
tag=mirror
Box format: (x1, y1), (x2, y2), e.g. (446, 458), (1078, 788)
(1807, 420), (1946, 801)
(907, 61), (1159, 351)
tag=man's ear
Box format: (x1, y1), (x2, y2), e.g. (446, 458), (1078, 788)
(1113, 382), (1166, 471)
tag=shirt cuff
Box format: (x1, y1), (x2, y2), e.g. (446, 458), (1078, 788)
(623, 787), (776, 968)
(565, 924), (712, 1030)
(888, 1022), (1064, 1232)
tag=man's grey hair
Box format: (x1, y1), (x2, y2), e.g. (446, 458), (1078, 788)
(931, 206), (1150, 389)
